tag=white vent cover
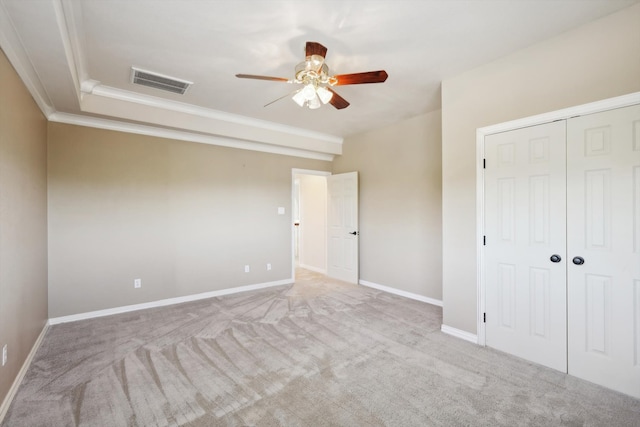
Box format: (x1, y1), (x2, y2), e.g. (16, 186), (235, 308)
(130, 67), (193, 95)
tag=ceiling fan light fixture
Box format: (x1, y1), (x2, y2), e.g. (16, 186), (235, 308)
(292, 90), (306, 107)
(307, 96), (321, 109)
(292, 84), (330, 109)
(316, 86), (333, 104)
(302, 84), (317, 101)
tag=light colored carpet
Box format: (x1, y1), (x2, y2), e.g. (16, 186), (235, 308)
(3, 269), (639, 426)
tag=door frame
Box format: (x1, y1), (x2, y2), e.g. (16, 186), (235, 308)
(291, 168), (331, 281)
(475, 91), (640, 346)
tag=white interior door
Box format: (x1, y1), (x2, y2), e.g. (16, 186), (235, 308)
(566, 104), (640, 399)
(327, 172), (358, 283)
(484, 121), (568, 372)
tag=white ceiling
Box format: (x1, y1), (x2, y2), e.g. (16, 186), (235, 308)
(1, 0), (637, 159)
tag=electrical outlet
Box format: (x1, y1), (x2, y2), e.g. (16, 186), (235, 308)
(267, 263), (272, 271)
(244, 265), (250, 273)
(134, 279), (142, 288)
(2, 344), (7, 366)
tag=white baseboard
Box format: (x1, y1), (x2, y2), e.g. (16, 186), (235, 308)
(49, 278), (293, 325)
(0, 321), (49, 423)
(359, 279), (443, 307)
(297, 264), (326, 275)
(441, 324), (478, 344)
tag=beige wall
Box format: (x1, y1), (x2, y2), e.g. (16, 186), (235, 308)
(441, 3), (640, 333)
(47, 123), (330, 317)
(297, 174), (327, 273)
(333, 110), (442, 300)
(0, 50), (48, 407)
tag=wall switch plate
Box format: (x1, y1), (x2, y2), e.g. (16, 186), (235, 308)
(134, 279), (142, 288)
(267, 263), (272, 271)
(277, 207), (285, 215)
(244, 265), (250, 273)
(2, 344), (7, 366)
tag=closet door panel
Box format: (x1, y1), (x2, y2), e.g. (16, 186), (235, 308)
(484, 121), (567, 372)
(567, 103), (640, 399)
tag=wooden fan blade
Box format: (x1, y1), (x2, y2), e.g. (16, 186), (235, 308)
(306, 41), (327, 59)
(327, 88), (350, 110)
(333, 70), (388, 86)
(235, 74), (290, 82)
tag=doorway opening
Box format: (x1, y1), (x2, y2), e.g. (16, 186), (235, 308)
(291, 169), (330, 281)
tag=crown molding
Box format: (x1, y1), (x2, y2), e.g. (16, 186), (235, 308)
(55, 0), (88, 102)
(86, 83), (343, 145)
(49, 112), (335, 161)
(0, 0), (55, 117)
(79, 89), (343, 155)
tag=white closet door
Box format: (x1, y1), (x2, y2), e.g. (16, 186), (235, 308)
(484, 121), (568, 372)
(567, 103), (640, 399)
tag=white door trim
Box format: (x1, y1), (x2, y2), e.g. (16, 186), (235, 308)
(291, 168), (331, 280)
(476, 91), (640, 346)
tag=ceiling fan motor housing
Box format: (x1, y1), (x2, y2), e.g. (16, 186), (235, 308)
(294, 56), (336, 87)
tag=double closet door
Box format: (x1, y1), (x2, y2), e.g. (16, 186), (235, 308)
(484, 103), (640, 399)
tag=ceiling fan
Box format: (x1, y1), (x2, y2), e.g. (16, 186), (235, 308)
(236, 41), (388, 110)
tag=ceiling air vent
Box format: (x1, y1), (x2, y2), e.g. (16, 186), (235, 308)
(130, 67), (193, 95)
